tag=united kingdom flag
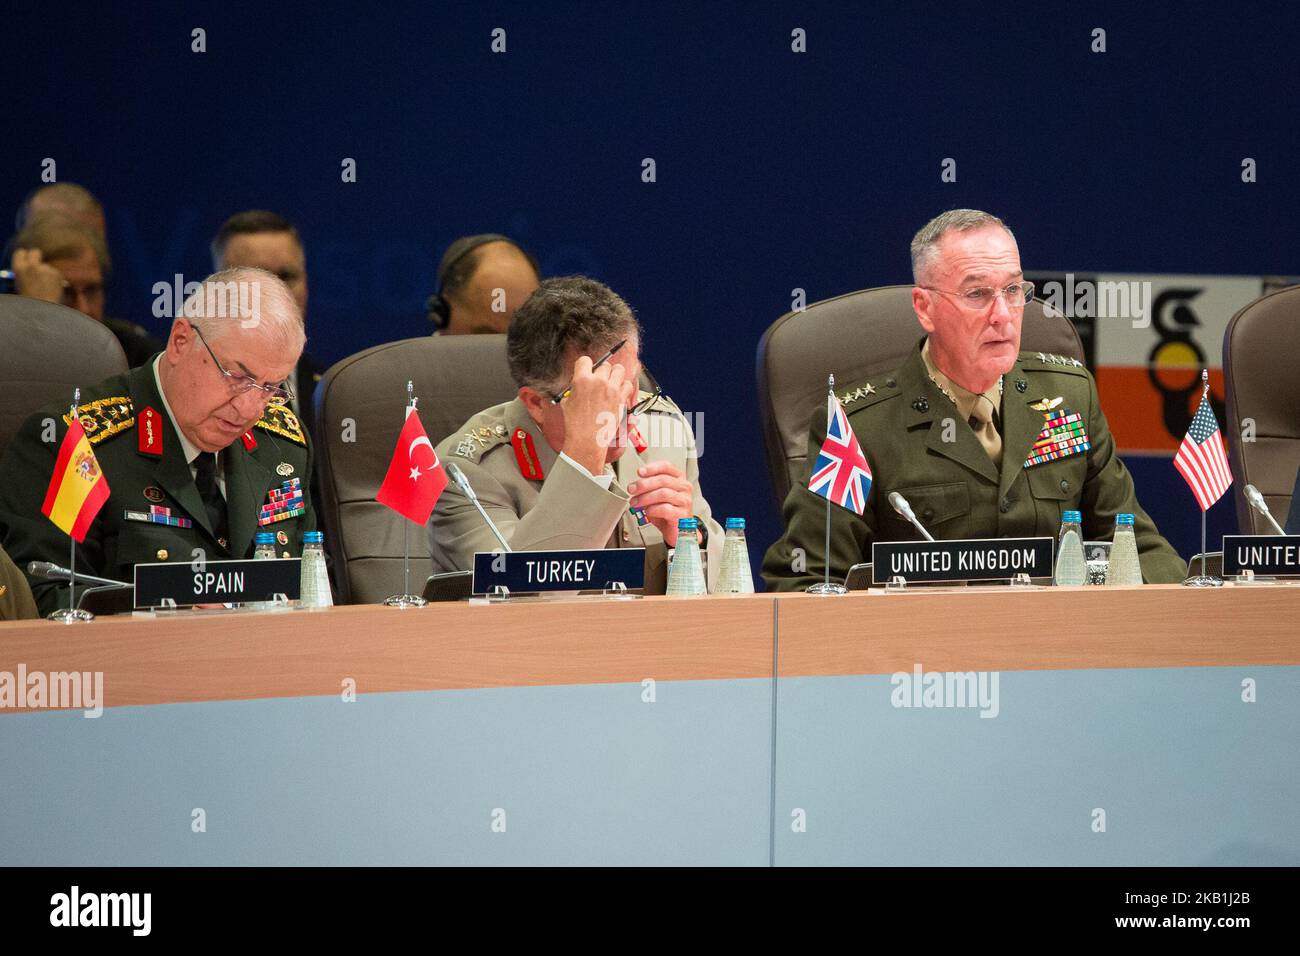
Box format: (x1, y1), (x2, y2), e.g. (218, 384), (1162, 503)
(808, 392), (873, 514)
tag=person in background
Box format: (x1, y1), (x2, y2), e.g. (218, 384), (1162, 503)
(8, 211), (163, 366)
(211, 210), (324, 437)
(426, 234), (540, 335)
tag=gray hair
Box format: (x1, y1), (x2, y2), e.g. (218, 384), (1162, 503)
(910, 209), (1014, 285)
(179, 267), (305, 356)
(507, 276), (642, 391)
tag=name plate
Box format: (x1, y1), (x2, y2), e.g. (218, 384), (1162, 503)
(472, 548), (645, 594)
(871, 537), (1054, 584)
(133, 558), (301, 608)
(1222, 535), (1300, 576)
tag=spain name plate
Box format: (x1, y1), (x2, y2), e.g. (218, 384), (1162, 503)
(871, 537), (1055, 584)
(472, 548), (646, 594)
(1221, 535), (1300, 577)
(134, 558), (301, 608)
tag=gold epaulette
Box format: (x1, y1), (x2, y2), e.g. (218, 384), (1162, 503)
(255, 402), (307, 445)
(62, 396), (134, 445)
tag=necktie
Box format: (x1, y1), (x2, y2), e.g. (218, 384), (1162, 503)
(969, 396), (1003, 466)
(194, 451), (229, 547)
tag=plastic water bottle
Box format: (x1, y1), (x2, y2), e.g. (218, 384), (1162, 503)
(1053, 510), (1087, 586)
(250, 532), (277, 609)
(1104, 513), (1143, 586)
(253, 532), (276, 561)
(299, 530), (334, 607)
(715, 517), (755, 594)
(665, 517), (707, 596)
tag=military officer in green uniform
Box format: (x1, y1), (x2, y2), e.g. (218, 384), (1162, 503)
(763, 209), (1186, 590)
(428, 276), (723, 593)
(0, 268), (316, 615)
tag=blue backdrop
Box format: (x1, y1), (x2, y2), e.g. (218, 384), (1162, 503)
(6, 1), (1295, 575)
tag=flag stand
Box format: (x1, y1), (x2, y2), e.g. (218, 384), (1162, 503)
(383, 380), (428, 608)
(1182, 370), (1224, 588)
(806, 373), (848, 596)
(48, 388), (95, 623)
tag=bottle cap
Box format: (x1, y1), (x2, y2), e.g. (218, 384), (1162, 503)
(1116, 513), (1135, 526)
(677, 517), (698, 531)
(255, 532), (275, 544)
(726, 517), (745, 529)
(303, 530), (324, 543)
(1062, 511), (1081, 524)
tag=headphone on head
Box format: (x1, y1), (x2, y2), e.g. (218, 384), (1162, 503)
(426, 233), (537, 330)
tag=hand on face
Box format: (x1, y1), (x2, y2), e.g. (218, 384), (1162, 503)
(11, 249), (68, 304)
(558, 354), (636, 476)
(627, 460), (695, 547)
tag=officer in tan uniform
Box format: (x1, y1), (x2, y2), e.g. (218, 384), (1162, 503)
(763, 209), (1186, 590)
(428, 276), (723, 592)
(0, 268), (316, 614)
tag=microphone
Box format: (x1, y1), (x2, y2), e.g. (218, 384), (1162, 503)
(888, 492), (935, 542)
(1245, 484), (1287, 535)
(27, 561), (132, 589)
(447, 463), (513, 553)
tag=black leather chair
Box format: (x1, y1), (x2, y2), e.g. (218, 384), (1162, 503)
(1222, 286), (1300, 534)
(0, 296), (128, 461)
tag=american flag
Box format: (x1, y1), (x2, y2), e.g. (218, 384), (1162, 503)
(1173, 393), (1232, 511)
(808, 391), (873, 514)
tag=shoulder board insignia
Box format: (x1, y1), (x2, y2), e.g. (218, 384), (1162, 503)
(62, 396), (134, 446)
(452, 422), (509, 462)
(1033, 352), (1085, 369)
(254, 402), (306, 445)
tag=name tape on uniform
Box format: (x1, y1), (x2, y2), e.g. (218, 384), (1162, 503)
(472, 548), (646, 594)
(871, 537), (1055, 584)
(1222, 535), (1300, 576)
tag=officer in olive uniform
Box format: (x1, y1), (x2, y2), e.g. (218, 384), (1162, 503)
(763, 208), (1185, 590)
(762, 344), (1186, 590)
(430, 388), (722, 593)
(0, 543), (38, 620)
(0, 268), (315, 615)
(0, 363), (314, 615)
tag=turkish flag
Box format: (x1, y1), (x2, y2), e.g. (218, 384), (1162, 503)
(376, 409), (448, 524)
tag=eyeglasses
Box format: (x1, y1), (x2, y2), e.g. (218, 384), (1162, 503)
(922, 280), (1035, 311)
(544, 380), (662, 417)
(192, 324), (295, 404)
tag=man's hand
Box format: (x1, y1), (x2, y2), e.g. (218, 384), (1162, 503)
(559, 355), (634, 477)
(628, 460), (695, 546)
(11, 249), (67, 304)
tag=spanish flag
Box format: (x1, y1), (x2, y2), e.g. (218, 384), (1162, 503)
(41, 418), (110, 542)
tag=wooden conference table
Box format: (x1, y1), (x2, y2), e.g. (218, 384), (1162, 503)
(2, 585), (1298, 865)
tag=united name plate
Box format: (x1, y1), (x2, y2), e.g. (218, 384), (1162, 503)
(1222, 535), (1300, 577)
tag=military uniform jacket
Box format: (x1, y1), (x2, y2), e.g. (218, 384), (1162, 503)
(0, 361), (316, 614)
(428, 393), (724, 593)
(762, 344), (1187, 590)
